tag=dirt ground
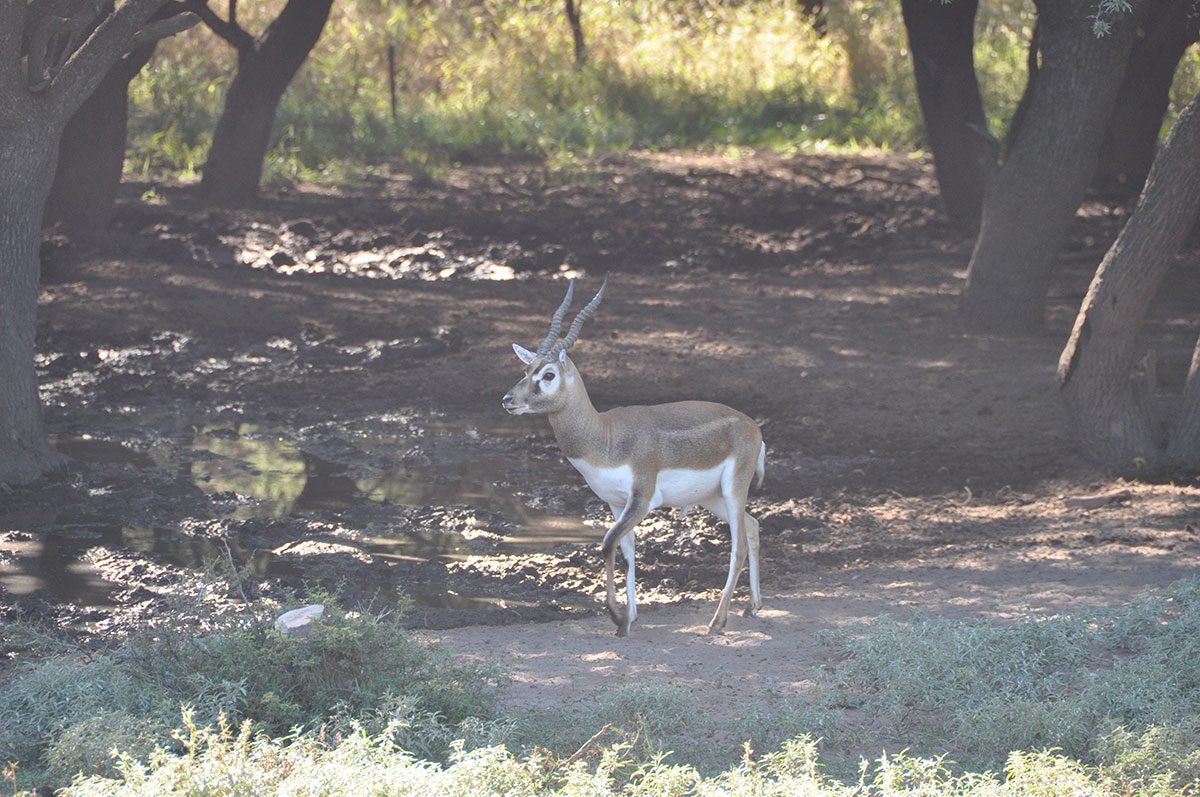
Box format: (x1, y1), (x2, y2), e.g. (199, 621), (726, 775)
(4, 149), (1200, 719)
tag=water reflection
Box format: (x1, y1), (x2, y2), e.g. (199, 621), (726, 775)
(4, 418), (596, 613)
(190, 425), (308, 518)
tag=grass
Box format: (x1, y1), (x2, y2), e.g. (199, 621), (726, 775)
(6, 580), (1200, 793)
(51, 724), (1200, 796)
(0, 594), (503, 785)
(125, 0), (1036, 180)
(120, 0), (1200, 184)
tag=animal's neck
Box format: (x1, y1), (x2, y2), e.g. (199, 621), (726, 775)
(547, 373), (606, 461)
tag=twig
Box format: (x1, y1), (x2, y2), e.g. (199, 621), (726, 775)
(219, 537), (250, 604)
(555, 723), (614, 770)
(496, 176), (538, 198)
(1064, 489), (1132, 510)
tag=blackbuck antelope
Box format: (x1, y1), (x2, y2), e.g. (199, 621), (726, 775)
(502, 280), (766, 636)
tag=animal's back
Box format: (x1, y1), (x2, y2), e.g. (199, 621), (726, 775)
(603, 401), (761, 470)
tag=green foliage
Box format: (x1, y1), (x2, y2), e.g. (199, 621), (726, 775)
(125, 0), (1051, 176)
(55, 724), (1200, 796)
(825, 578), (1200, 769)
(0, 599), (502, 777)
(44, 712), (171, 782)
(11, 581), (1200, 792)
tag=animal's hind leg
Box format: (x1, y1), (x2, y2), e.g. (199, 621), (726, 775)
(619, 528), (637, 631)
(706, 496), (748, 635)
(742, 512), (762, 617)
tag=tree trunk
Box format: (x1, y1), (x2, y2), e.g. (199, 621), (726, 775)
(0, 127), (68, 484)
(199, 0), (333, 205)
(1092, 0), (1198, 200)
(564, 0), (586, 66)
(901, 0), (988, 226)
(0, 0), (196, 486)
(1058, 90), (1200, 474)
(960, 0), (1147, 333)
(1168, 339), (1200, 467)
(45, 44), (157, 237)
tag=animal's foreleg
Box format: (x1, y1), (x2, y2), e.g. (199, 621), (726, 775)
(601, 492), (650, 637)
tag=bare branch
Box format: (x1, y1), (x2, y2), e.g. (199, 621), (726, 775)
(129, 10), (198, 49)
(47, 0), (176, 118)
(188, 0), (253, 53)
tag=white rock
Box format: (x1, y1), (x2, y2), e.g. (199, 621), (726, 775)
(275, 604), (325, 638)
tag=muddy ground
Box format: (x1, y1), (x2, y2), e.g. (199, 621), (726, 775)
(3, 151), (1200, 718)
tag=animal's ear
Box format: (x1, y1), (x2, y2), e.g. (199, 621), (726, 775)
(513, 343), (537, 364)
(557, 348), (567, 364)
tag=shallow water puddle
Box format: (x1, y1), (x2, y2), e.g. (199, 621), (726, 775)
(1, 417), (594, 613)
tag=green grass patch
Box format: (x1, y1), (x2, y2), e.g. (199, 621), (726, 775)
(0, 598), (503, 781)
(55, 723), (1200, 796)
(7, 581), (1200, 793)
(125, 0), (1049, 178)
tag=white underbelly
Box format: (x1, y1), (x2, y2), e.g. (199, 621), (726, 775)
(568, 459), (634, 506)
(568, 457), (729, 509)
(653, 459), (729, 507)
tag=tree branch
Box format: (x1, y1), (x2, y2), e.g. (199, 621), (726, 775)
(187, 0), (254, 53)
(47, 0), (186, 119)
(129, 11), (198, 49)
(25, 0), (106, 92)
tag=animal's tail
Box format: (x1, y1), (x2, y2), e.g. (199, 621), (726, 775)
(754, 441), (766, 491)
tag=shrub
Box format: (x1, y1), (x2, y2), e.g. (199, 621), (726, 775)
(44, 712), (171, 782)
(0, 601), (503, 774)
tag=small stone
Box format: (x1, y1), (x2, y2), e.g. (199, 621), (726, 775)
(275, 604), (325, 638)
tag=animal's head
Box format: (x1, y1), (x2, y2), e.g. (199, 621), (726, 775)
(502, 278), (606, 416)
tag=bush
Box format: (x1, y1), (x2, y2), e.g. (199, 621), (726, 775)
(824, 578), (1200, 768)
(125, 0), (1052, 175)
(45, 712), (171, 782)
(0, 601), (503, 775)
(57, 723), (1200, 797)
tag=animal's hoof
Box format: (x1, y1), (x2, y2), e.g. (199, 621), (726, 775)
(743, 604), (762, 618)
(706, 624), (724, 636)
(615, 625), (629, 637)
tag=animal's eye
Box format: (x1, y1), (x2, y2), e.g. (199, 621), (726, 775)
(542, 371), (556, 381)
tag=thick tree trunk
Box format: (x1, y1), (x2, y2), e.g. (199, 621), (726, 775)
(960, 0), (1146, 333)
(199, 0), (333, 206)
(1092, 1), (1198, 200)
(1058, 91), (1200, 474)
(0, 0), (194, 486)
(1169, 340), (1200, 467)
(901, 0), (988, 226)
(45, 45), (157, 237)
(0, 127), (68, 485)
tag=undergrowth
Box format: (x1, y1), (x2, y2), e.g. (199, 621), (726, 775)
(126, 0), (1030, 179)
(5, 581), (1200, 793)
(0, 596), (503, 783)
(55, 723), (1200, 796)
(126, 0), (1200, 181)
